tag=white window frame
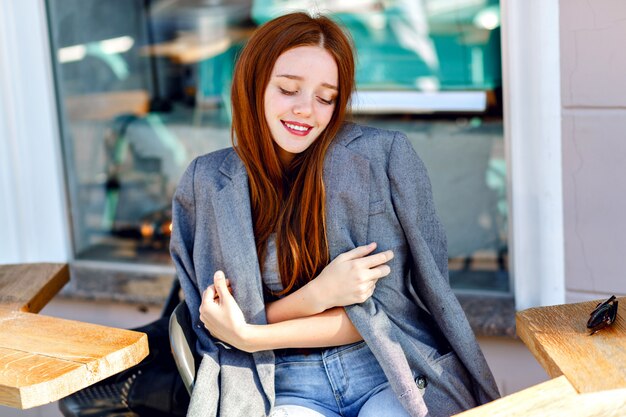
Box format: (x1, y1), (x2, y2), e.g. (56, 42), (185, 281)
(501, 0), (565, 310)
(0, 0), (70, 263)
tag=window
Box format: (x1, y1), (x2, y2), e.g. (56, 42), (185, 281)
(46, 0), (507, 293)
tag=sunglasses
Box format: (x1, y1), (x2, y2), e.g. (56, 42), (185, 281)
(586, 295), (618, 335)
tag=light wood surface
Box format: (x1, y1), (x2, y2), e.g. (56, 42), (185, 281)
(453, 375), (626, 417)
(141, 28), (254, 64)
(142, 34), (232, 64)
(0, 308), (148, 409)
(65, 90), (149, 121)
(516, 296), (626, 393)
(0, 263), (149, 409)
(0, 263), (69, 313)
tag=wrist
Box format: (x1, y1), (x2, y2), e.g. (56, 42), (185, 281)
(307, 275), (331, 313)
(238, 324), (262, 353)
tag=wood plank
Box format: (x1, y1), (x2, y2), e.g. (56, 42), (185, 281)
(0, 309), (149, 409)
(516, 297), (626, 393)
(0, 347), (82, 409)
(0, 263), (69, 313)
(453, 375), (626, 417)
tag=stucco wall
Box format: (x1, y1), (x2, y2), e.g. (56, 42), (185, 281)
(560, 0), (626, 301)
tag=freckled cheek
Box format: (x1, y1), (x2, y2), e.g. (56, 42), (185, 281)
(264, 91), (284, 114)
(318, 106), (335, 127)
(267, 96), (294, 118)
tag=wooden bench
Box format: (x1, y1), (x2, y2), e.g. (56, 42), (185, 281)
(0, 263), (148, 409)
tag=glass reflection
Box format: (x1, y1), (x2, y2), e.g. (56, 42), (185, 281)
(47, 0), (507, 292)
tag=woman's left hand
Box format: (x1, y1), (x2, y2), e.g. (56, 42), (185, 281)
(199, 271), (254, 351)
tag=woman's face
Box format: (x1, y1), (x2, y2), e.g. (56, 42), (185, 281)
(264, 45), (338, 166)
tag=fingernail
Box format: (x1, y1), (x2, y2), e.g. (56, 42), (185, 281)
(369, 242), (377, 248)
(215, 271), (224, 280)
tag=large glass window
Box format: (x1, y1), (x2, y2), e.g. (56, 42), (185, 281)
(47, 0), (507, 293)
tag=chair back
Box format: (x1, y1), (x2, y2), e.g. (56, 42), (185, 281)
(169, 300), (198, 394)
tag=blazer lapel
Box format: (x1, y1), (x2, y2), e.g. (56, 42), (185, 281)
(212, 151), (274, 402)
(324, 125), (371, 258)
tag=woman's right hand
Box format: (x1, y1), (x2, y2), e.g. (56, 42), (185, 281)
(310, 242), (393, 311)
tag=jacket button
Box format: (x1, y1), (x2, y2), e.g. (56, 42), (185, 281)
(416, 376), (428, 390)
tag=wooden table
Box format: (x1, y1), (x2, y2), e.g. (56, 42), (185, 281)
(455, 297), (626, 416)
(65, 90), (149, 121)
(0, 263), (149, 409)
(141, 29), (253, 64)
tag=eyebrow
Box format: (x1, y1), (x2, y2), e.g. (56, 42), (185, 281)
(275, 74), (338, 91)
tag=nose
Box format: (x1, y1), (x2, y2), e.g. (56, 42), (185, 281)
(293, 96), (313, 117)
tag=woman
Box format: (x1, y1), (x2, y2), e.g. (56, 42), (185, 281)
(170, 12), (499, 417)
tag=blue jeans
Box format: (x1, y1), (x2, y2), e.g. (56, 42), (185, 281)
(270, 341), (411, 417)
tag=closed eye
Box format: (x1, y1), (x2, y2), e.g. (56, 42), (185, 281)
(318, 97), (334, 105)
(279, 87), (296, 96)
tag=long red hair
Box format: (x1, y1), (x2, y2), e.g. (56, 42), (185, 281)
(231, 12), (355, 295)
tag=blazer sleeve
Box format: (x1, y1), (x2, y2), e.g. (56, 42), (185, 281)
(387, 131), (448, 280)
(387, 131), (501, 402)
(170, 158), (222, 413)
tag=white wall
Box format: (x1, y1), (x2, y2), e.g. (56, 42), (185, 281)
(0, 0), (70, 264)
(560, 0), (626, 302)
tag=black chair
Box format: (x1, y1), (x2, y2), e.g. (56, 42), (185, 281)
(59, 279), (190, 417)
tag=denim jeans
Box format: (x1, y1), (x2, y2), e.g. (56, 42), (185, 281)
(270, 340), (476, 417)
(270, 341), (411, 417)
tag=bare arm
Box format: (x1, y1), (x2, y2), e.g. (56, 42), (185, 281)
(200, 271), (363, 352)
(265, 243), (394, 323)
(243, 307), (362, 352)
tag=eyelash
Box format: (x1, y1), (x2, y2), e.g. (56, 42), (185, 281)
(279, 87), (334, 106)
(279, 87), (296, 96)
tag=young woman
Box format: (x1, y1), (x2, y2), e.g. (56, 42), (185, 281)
(170, 12), (499, 417)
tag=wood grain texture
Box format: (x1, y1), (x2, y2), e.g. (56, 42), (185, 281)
(0, 309), (148, 409)
(453, 375), (626, 417)
(516, 297), (626, 393)
(0, 263), (69, 313)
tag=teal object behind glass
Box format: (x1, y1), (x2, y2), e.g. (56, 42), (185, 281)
(251, 0), (501, 92)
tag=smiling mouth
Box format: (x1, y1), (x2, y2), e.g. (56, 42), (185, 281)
(282, 121), (313, 136)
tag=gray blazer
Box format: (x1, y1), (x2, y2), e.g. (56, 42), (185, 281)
(170, 123), (500, 417)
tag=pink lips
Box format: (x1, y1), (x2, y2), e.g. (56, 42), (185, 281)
(281, 120), (313, 136)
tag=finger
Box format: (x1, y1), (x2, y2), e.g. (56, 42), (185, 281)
(358, 250), (394, 269)
(342, 242), (377, 261)
(360, 281), (377, 303)
(369, 282), (377, 297)
(368, 264), (392, 280)
(203, 285), (217, 303)
(225, 279), (233, 294)
(214, 271), (231, 304)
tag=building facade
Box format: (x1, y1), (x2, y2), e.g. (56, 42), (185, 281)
(1, 0), (625, 415)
